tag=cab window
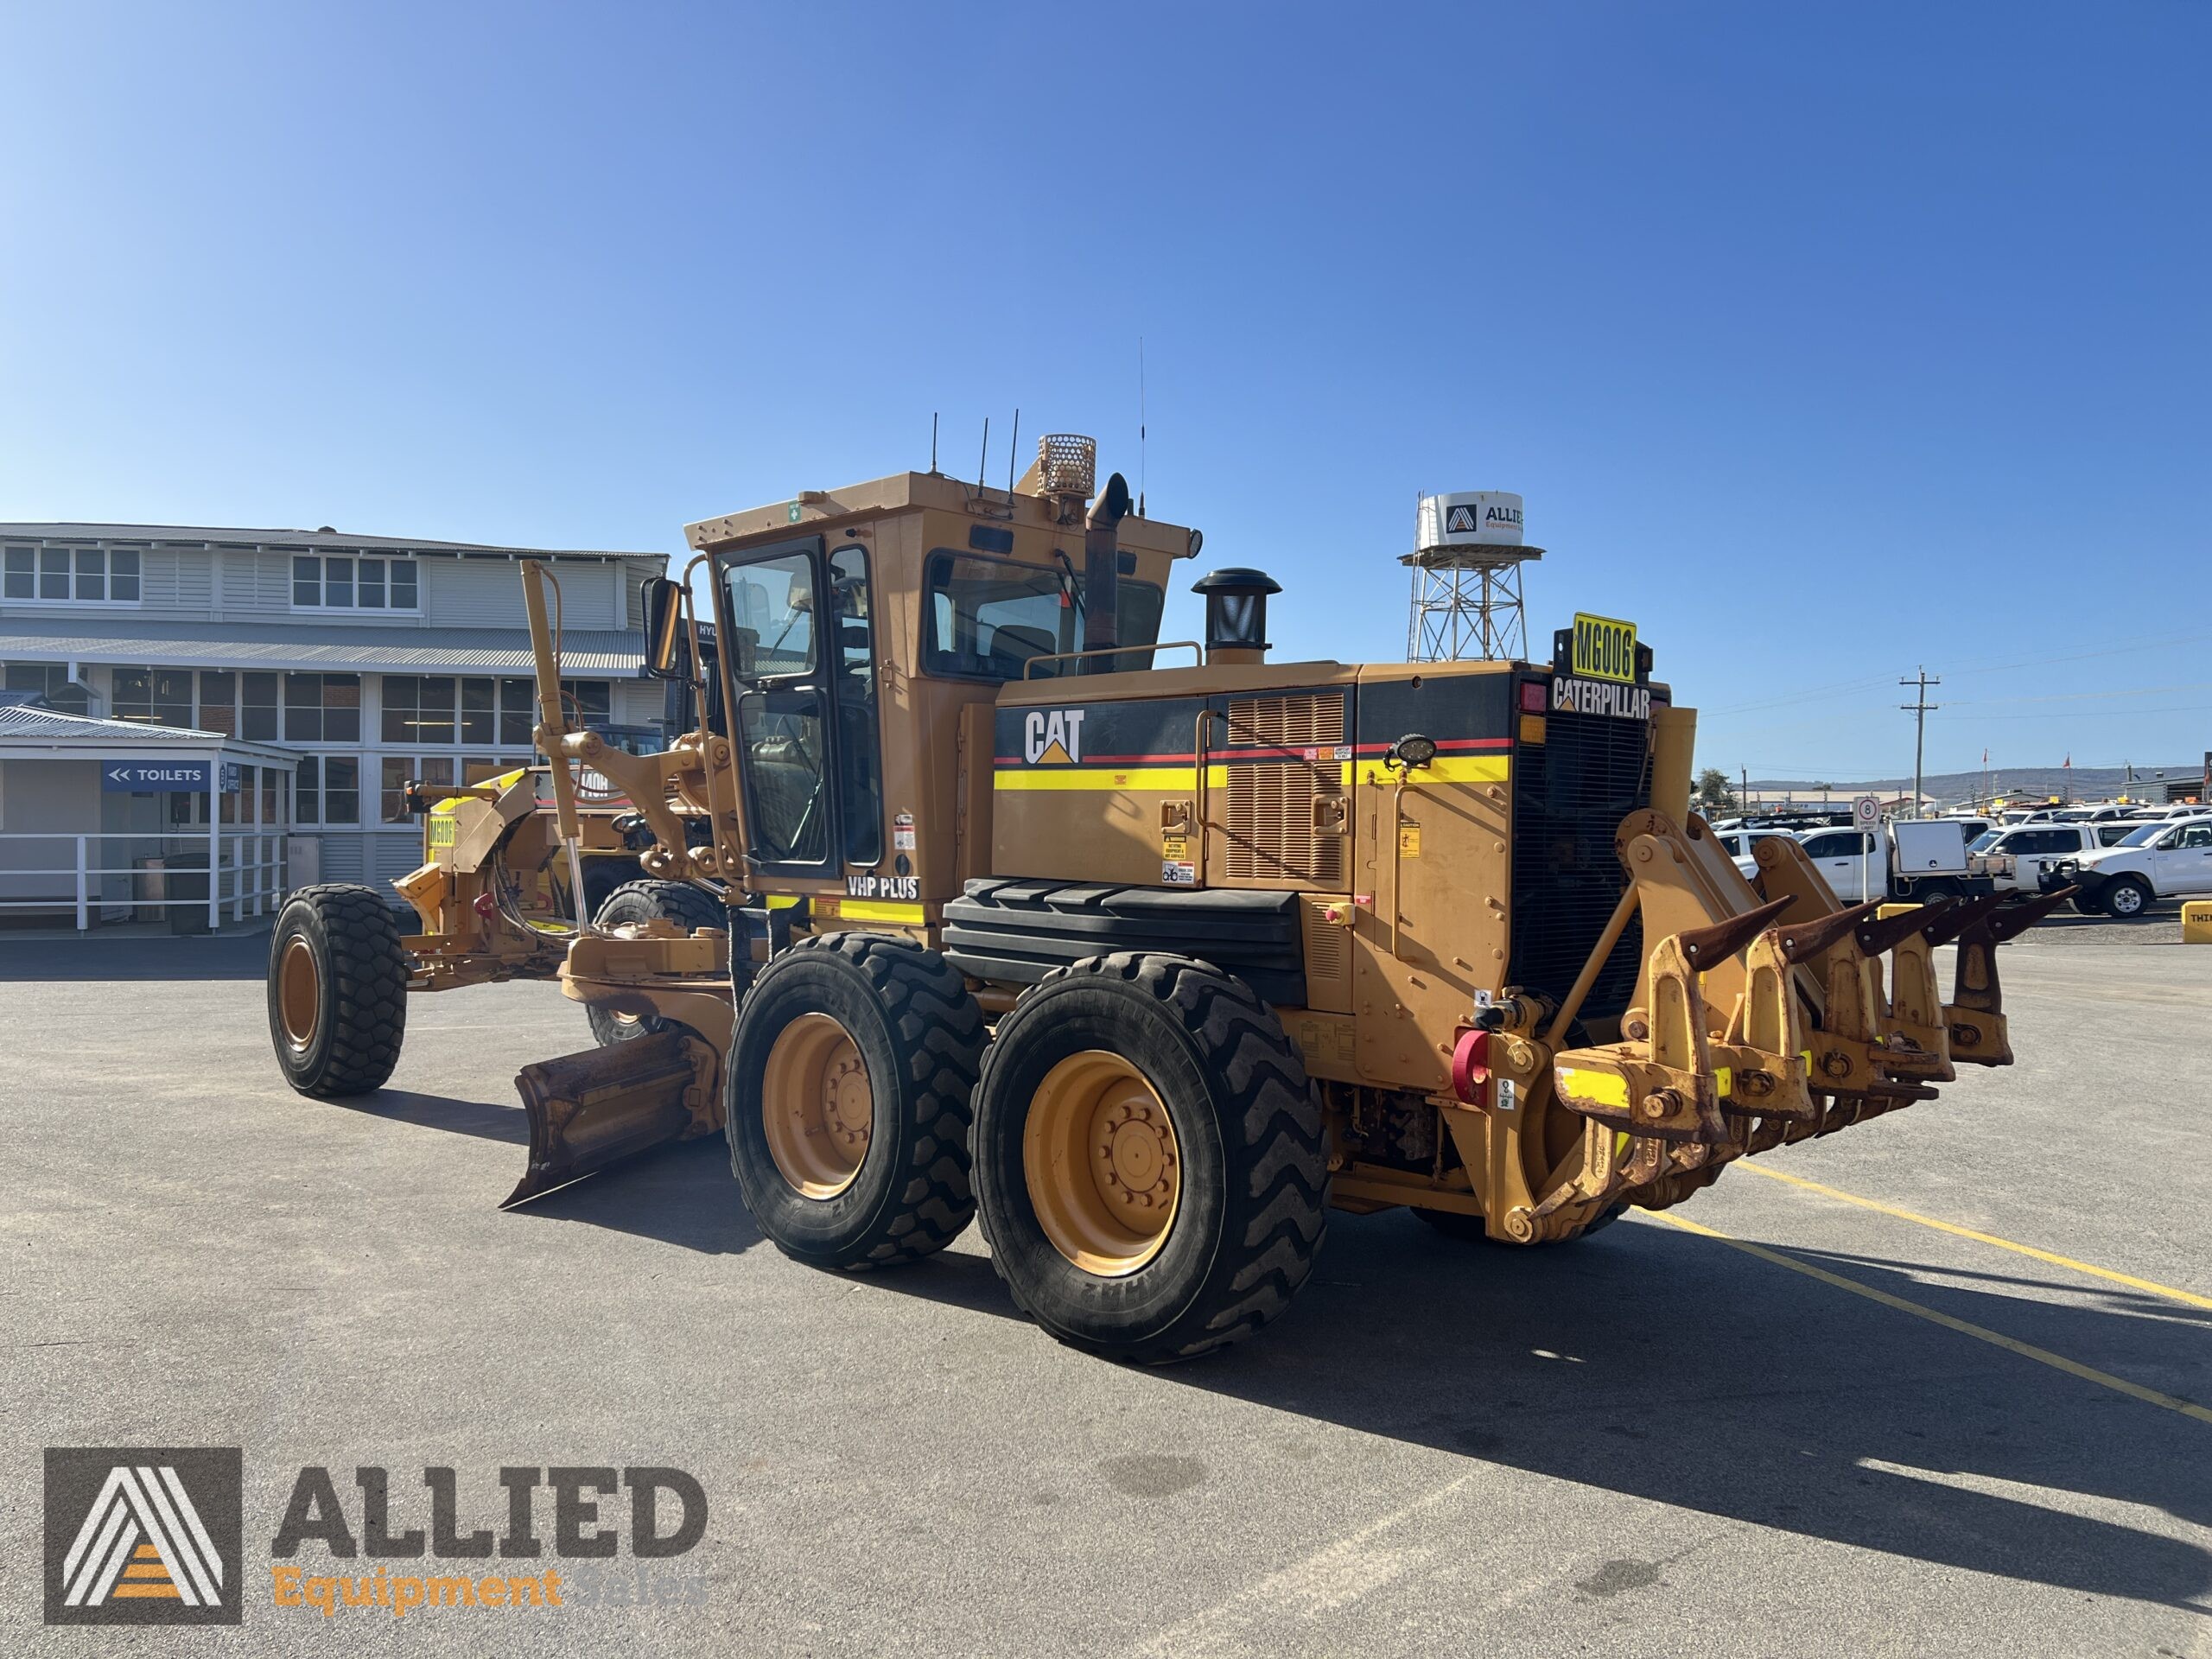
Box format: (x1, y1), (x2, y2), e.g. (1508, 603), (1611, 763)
(921, 551), (1165, 681)
(724, 547), (830, 867)
(829, 544), (882, 867)
(1800, 830), (1866, 860)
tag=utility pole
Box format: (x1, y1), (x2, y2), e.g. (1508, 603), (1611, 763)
(1899, 667), (1941, 820)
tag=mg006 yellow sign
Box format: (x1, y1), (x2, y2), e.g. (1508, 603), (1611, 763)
(1571, 613), (1637, 684)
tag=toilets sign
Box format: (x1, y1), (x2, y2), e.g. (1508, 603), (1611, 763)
(102, 760), (240, 793)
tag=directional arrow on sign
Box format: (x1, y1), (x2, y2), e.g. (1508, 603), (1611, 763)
(106, 766), (132, 785)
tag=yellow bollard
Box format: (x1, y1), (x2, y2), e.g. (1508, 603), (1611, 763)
(2183, 901), (2212, 944)
(1877, 903), (1923, 919)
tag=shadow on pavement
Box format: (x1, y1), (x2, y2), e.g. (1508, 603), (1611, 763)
(507, 1138), (767, 1256)
(321, 1089), (532, 1146)
(0, 933), (270, 981)
(252, 1072), (2212, 1611)
(1154, 1211), (2212, 1610)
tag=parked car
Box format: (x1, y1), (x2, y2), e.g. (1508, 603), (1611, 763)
(1713, 826), (1796, 877)
(2039, 815), (2212, 918)
(1980, 821), (2145, 894)
(1792, 820), (1997, 903)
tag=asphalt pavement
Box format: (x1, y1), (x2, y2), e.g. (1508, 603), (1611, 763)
(3, 919), (2209, 1657)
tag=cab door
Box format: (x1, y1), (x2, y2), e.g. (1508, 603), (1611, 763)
(716, 537), (886, 882)
(2152, 823), (2212, 895)
(1800, 829), (1875, 900)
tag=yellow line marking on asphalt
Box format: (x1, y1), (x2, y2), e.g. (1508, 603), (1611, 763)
(1735, 1161), (2212, 1311)
(1646, 1210), (2212, 1428)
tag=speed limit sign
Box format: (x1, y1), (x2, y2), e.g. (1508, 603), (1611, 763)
(1853, 794), (1881, 827)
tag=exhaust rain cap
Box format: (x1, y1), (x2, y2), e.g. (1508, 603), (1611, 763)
(1192, 568), (1281, 664)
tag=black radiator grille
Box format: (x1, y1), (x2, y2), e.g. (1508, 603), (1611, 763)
(1508, 702), (1653, 1023)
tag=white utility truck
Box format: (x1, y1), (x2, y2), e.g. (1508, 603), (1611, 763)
(1791, 819), (1999, 904)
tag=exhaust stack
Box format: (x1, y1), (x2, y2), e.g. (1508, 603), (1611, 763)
(1082, 470), (1133, 667)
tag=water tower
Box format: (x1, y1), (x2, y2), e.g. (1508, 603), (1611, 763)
(1402, 490), (1543, 662)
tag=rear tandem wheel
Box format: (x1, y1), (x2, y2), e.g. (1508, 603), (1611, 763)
(970, 953), (1328, 1364)
(724, 932), (983, 1271)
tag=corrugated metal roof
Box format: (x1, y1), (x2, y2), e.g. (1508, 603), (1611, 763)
(0, 617), (646, 674)
(0, 522), (669, 563)
(0, 703), (222, 742)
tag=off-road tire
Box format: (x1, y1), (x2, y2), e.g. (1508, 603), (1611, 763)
(971, 953), (1327, 1363)
(1416, 1204), (1625, 1245)
(268, 884), (408, 1097)
(726, 932), (982, 1270)
(586, 880), (726, 1047)
(2071, 895), (2103, 916)
(2103, 876), (2153, 919)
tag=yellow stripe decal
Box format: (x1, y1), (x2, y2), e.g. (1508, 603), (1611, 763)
(995, 766), (1227, 792)
(835, 899), (928, 925)
(1358, 755), (1511, 786)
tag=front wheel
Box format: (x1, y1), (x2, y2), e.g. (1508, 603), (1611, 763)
(268, 884), (408, 1096)
(586, 880), (725, 1047)
(971, 954), (1327, 1363)
(2104, 877), (2153, 919)
(726, 933), (982, 1271)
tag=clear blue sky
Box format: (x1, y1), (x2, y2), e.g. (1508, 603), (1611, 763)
(3, 3), (2205, 783)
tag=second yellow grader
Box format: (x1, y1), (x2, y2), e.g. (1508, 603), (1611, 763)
(265, 436), (2064, 1361)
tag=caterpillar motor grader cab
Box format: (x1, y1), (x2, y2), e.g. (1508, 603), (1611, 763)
(266, 435), (2067, 1362)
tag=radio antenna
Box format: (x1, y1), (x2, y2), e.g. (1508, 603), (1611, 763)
(976, 417), (989, 492)
(1007, 407), (1020, 495)
(1138, 338), (1147, 517)
(930, 412), (939, 474)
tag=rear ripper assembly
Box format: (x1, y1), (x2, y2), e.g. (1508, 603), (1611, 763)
(264, 435), (2064, 1359)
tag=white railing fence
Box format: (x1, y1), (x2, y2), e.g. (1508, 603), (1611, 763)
(0, 831), (290, 931)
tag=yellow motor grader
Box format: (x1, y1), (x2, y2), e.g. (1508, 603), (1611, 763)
(265, 436), (2066, 1361)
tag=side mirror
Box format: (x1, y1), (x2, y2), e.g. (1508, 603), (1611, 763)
(643, 578), (684, 679)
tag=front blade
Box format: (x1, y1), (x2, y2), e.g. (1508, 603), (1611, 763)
(505, 1030), (715, 1207)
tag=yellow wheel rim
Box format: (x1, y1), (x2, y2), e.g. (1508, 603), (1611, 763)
(761, 1013), (873, 1199)
(278, 937), (321, 1047)
(1023, 1050), (1180, 1277)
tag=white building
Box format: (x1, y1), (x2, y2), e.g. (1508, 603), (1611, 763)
(0, 523), (665, 916)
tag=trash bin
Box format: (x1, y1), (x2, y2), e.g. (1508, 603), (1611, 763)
(132, 856), (168, 925)
(165, 852), (210, 936)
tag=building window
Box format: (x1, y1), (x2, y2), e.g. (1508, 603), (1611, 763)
(292, 554), (418, 612)
(381, 756), (455, 823)
(296, 756), (361, 825)
(500, 677), (535, 746)
(461, 677), (496, 744)
(381, 675), (455, 744)
(386, 675), (606, 748)
(2, 545), (139, 603)
(195, 670), (281, 741)
(112, 667), (196, 728)
(562, 680), (612, 728)
(283, 673), (361, 742)
(1, 662), (90, 715)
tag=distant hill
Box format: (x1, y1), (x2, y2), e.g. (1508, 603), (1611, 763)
(1751, 763), (2205, 805)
